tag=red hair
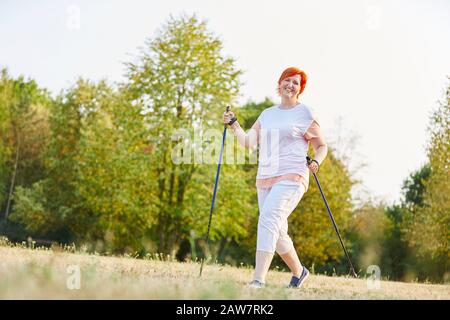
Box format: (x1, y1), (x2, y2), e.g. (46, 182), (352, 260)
(278, 67), (308, 97)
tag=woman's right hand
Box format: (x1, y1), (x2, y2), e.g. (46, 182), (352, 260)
(223, 111), (236, 125)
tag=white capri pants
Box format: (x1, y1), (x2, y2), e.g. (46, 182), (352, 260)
(256, 180), (306, 254)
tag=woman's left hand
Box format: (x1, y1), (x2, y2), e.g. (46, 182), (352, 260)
(307, 160), (319, 173)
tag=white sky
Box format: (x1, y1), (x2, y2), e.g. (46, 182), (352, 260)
(1, 0), (449, 205)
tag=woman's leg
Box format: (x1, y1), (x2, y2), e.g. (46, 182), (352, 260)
(279, 248), (303, 278)
(252, 250), (274, 283)
(275, 183), (306, 277)
(254, 181), (304, 283)
(257, 186), (272, 211)
(253, 188), (273, 283)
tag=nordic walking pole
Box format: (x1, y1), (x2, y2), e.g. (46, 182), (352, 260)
(199, 106), (231, 277)
(306, 156), (358, 278)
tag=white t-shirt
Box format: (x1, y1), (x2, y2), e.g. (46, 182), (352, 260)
(256, 103), (318, 181)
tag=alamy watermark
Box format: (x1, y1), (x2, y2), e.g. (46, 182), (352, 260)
(66, 264), (81, 290)
(366, 265), (381, 290)
(170, 125), (285, 176)
(66, 5), (81, 31)
(366, 4), (382, 30)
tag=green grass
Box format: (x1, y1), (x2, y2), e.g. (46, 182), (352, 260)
(0, 240), (448, 299)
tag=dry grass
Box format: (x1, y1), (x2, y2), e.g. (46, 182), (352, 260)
(0, 243), (448, 300)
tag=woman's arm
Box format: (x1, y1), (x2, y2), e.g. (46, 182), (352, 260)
(230, 120), (259, 149)
(312, 142), (328, 164)
(305, 120), (328, 170)
(223, 110), (259, 149)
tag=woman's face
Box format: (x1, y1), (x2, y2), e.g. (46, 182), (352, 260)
(279, 74), (301, 98)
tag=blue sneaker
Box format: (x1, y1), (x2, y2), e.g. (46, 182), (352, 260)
(288, 267), (310, 288)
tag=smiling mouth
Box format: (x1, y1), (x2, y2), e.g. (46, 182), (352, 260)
(284, 87), (295, 95)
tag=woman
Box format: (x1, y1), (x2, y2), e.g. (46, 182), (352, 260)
(223, 67), (328, 288)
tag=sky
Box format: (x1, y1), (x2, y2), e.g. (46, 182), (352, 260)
(1, 0), (449, 205)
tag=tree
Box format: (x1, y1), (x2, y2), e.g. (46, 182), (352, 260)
(349, 202), (392, 274)
(73, 80), (159, 253)
(383, 164), (431, 280)
(9, 79), (87, 241)
(9, 79), (161, 252)
(124, 14), (243, 255)
(402, 164), (431, 212)
(404, 81), (450, 281)
(0, 69), (51, 234)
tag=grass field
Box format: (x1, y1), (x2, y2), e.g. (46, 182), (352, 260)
(0, 243), (448, 300)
